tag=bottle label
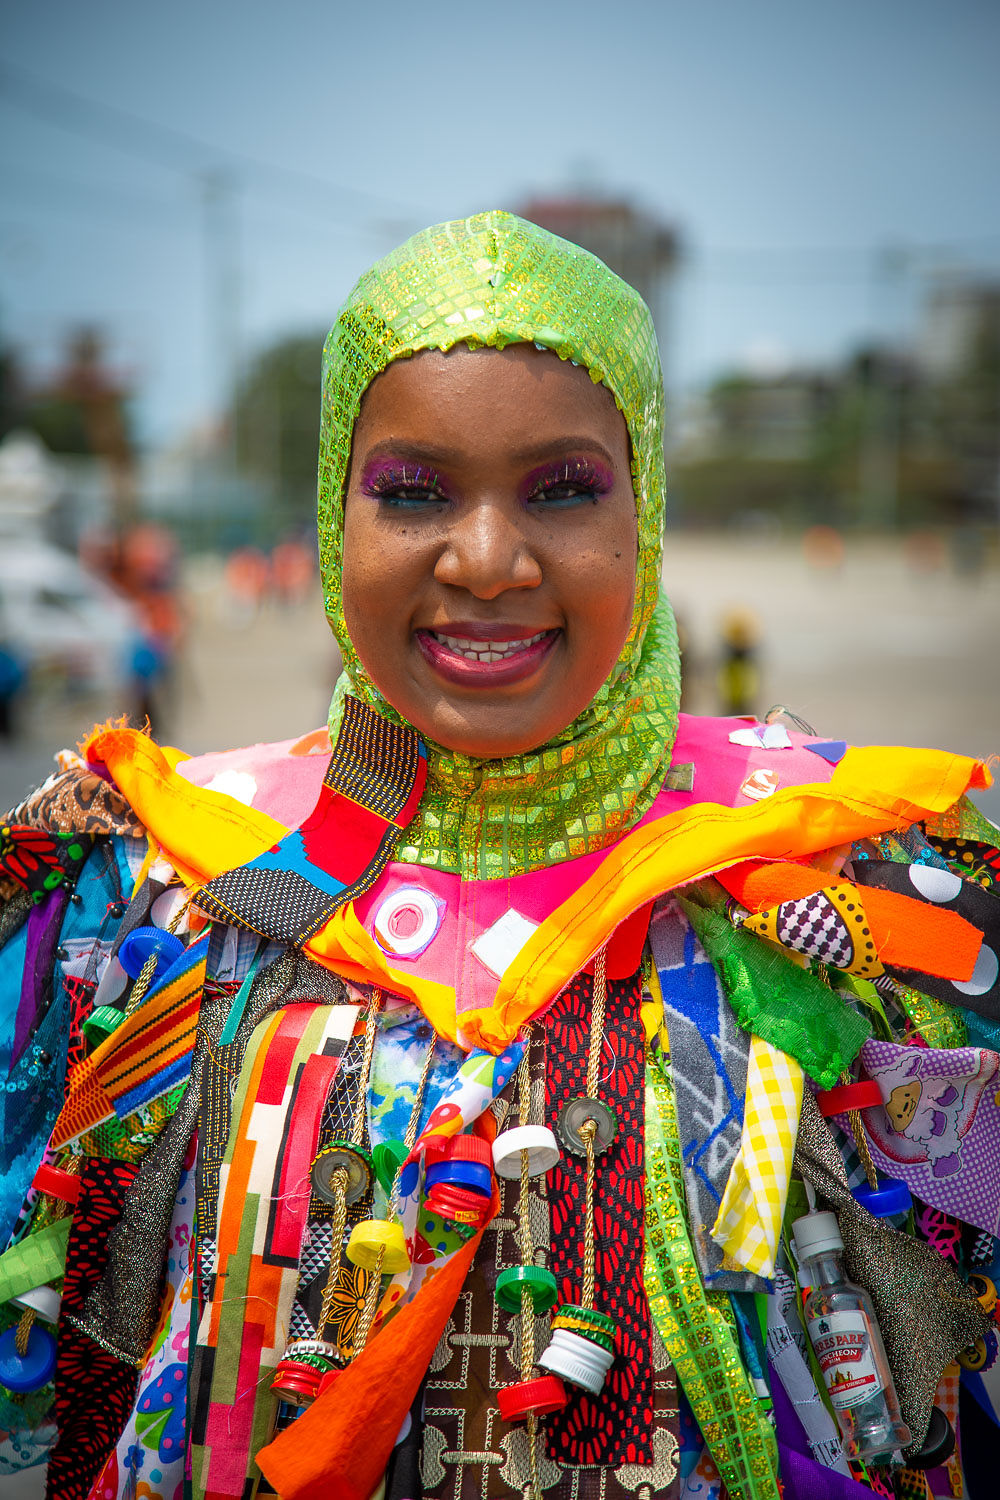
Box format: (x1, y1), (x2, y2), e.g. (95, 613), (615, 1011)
(807, 1311), (884, 1410)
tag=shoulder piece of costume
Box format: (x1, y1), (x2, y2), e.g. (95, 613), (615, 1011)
(80, 712), (990, 1051)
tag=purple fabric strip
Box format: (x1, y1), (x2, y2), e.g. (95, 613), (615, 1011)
(13, 889), (68, 1067)
(771, 1367), (875, 1499)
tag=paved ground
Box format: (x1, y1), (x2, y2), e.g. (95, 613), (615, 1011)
(2, 532), (998, 819)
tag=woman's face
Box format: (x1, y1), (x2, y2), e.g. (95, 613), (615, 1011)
(341, 344), (638, 758)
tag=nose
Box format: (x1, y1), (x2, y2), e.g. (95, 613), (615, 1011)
(433, 501), (542, 598)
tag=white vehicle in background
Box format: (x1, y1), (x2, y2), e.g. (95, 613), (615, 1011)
(0, 431), (140, 726)
(0, 540), (138, 703)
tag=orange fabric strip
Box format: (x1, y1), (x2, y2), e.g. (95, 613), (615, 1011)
(717, 861), (982, 981)
(83, 725), (991, 1052)
(256, 1231), (482, 1500)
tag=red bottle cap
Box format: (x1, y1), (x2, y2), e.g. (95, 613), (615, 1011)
(497, 1375), (569, 1423)
(815, 1080), (882, 1116)
(33, 1163), (82, 1205)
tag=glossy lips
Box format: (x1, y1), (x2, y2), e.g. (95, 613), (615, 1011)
(416, 626), (559, 687)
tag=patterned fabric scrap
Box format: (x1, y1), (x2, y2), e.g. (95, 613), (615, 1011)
(854, 857), (1000, 1020)
(4, 763), (145, 841)
(543, 969), (654, 1467)
(50, 932), (209, 1149)
(418, 1026), (679, 1499)
(196, 694), (426, 944)
(0, 822), (95, 904)
(679, 889), (870, 1088)
(643, 1047), (780, 1500)
(189, 1001), (357, 1500)
(712, 1036), (803, 1277)
(648, 898), (759, 1291)
(842, 1038), (1000, 1236)
(86, 1159), (195, 1500)
(48, 1158), (141, 1500)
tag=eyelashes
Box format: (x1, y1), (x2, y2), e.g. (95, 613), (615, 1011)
(359, 457), (615, 507)
(523, 458), (614, 503)
(361, 462), (444, 501)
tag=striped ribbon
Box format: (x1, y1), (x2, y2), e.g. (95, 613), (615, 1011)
(50, 933), (209, 1149)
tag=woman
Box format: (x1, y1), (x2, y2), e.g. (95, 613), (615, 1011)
(1, 212), (998, 1500)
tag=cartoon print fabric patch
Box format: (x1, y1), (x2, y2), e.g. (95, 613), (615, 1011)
(834, 1038), (1000, 1236)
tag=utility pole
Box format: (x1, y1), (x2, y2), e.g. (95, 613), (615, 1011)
(200, 169), (241, 473)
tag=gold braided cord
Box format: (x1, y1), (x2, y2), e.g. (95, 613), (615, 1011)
(578, 944), (608, 1312)
(15, 1307), (35, 1356)
(123, 952), (158, 1018)
(317, 211), (681, 882)
(352, 1244), (386, 1356)
(643, 1048), (780, 1500)
(317, 1166), (350, 1340)
(351, 988), (382, 1144)
(319, 987), (383, 1347)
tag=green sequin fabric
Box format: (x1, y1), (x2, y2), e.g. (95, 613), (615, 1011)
(317, 211), (681, 881)
(644, 1045), (781, 1499)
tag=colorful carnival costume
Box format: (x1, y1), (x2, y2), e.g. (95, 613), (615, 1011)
(2, 214), (999, 1500)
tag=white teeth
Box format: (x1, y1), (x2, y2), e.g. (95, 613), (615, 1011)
(434, 630), (549, 662)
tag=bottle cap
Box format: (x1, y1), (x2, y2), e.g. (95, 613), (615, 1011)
(538, 1327), (615, 1393)
(853, 1177), (912, 1218)
(11, 1285), (61, 1324)
(497, 1375), (569, 1423)
(346, 1218), (411, 1275)
(492, 1125), (561, 1180)
(792, 1209), (844, 1262)
(495, 1264), (559, 1315)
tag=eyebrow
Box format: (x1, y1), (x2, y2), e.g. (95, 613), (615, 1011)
(356, 436), (620, 469)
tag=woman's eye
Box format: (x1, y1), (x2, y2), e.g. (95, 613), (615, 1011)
(529, 480), (601, 507)
(377, 484), (444, 507)
(363, 467), (447, 508)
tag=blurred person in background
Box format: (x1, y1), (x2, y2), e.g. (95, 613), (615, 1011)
(1, 214), (998, 1500)
(0, 637), (26, 740)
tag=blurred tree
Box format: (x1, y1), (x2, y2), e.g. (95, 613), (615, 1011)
(234, 332), (325, 527)
(0, 340), (28, 439)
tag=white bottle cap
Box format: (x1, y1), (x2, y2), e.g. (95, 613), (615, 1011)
(792, 1209), (844, 1263)
(537, 1327), (614, 1393)
(492, 1125), (560, 1180)
(11, 1284), (62, 1324)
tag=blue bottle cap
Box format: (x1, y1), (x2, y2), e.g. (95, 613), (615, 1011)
(853, 1177), (912, 1217)
(0, 1322), (58, 1392)
(424, 1159), (493, 1197)
(118, 926), (186, 981)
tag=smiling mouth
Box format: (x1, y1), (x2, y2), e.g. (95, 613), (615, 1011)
(415, 627), (559, 686)
(431, 629), (550, 663)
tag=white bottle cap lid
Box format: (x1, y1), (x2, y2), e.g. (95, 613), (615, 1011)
(792, 1209), (844, 1262)
(492, 1125), (560, 1180)
(538, 1328), (614, 1392)
(10, 1284), (62, 1324)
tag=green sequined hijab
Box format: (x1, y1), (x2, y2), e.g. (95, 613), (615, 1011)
(318, 211), (681, 882)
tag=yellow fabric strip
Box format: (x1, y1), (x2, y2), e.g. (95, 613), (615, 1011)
(83, 725), (989, 1052)
(711, 1037), (804, 1277)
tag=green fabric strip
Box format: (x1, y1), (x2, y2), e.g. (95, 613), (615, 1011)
(0, 1217), (70, 1304)
(679, 891), (870, 1088)
(643, 1045), (780, 1500)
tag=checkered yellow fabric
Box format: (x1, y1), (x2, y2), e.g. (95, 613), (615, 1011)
(317, 212), (681, 880)
(711, 1036), (804, 1276)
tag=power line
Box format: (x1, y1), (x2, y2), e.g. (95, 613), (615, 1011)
(0, 57), (416, 232)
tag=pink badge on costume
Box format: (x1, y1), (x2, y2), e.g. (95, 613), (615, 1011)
(740, 768), (780, 802)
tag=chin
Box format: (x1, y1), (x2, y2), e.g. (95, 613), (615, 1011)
(422, 712), (555, 760)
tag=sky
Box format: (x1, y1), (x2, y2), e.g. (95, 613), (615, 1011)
(2, 0), (999, 444)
